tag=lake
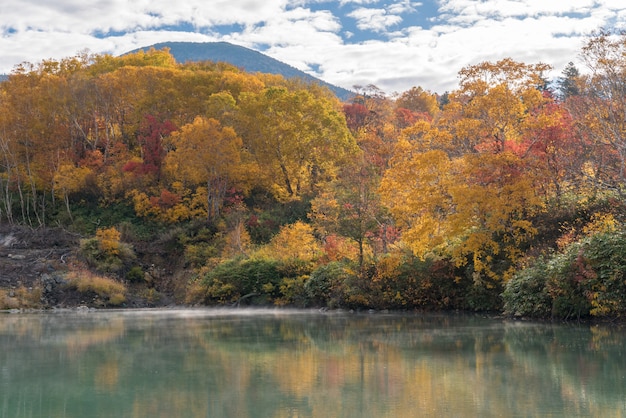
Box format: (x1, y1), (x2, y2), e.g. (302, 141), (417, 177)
(1, 309), (625, 417)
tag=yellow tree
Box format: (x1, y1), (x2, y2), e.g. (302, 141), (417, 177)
(236, 83), (357, 200)
(395, 86), (439, 119)
(164, 116), (245, 221)
(447, 58), (551, 153)
(0, 62), (77, 225)
(53, 164), (93, 221)
(381, 59), (550, 283)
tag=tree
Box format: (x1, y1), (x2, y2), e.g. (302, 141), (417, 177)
(522, 98), (584, 203)
(53, 164), (93, 221)
(567, 30), (626, 196)
(555, 62), (581, 100)
(344, 85), (398, 171)
(446, 59), (552, 154)
(395, 86), (439, 119)
(236, 84), (356, 200)
(310, 158), (389, 268)
(380, 59), (551, 282)
(124, 114), (177, 179)
(164, 116), (244, 221)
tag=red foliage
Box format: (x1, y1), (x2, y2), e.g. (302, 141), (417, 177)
(149, 188), (181, 209)
(122, 160), (142, 174)
(137, 114), (177, 176)
(322, 234), (343, 262)
(343, 103), (370, 132)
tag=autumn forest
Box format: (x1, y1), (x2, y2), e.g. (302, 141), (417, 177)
(3, 30), (626, 318)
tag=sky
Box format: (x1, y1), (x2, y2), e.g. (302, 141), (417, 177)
(1, 1), (625, 94)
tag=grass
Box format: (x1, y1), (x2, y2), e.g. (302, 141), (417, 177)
(0, 286), (43, 310)
(65, 269), (127, 306)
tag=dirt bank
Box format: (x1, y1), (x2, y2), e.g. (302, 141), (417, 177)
(0, 225), (76, 287)
(0, 225), (180, 309)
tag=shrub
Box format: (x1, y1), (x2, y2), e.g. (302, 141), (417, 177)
(371, 253), (468, 310)
(579, 231), (626, 317)
(96, 227), (122, 255)
(502, 258), (552, 318)
(125, 266), (144, 283)
(544, 245), (591, 319)
(275, 276), (309, 307)
(201, 257), (281, 304)
(504, 229), (626, 319)
(79, 227), (136, 275)
(305, 261), (359, 308)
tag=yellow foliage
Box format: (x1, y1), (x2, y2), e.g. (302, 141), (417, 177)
(582, 212), (618, 236)
(221, 222), (252, 259)
(372, 252), (404, 283)
(381, 147), (543, 280)
(260, 221), (322, 262)
(96, 227), (121, 256)
(54, 164), (93, 197)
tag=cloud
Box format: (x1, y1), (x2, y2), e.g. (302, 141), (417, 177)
(1, 0), (626, 95)
(348, 7), (404, 32)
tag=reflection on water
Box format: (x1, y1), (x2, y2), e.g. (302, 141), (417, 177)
(1, 309), (626, 417)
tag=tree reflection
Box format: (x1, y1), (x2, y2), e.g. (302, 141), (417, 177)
(0, 311), (625, 417)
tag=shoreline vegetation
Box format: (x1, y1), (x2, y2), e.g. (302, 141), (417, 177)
(2, 30), (626, 320)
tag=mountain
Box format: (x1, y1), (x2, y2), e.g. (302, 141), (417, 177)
(127, 41), (353, 101)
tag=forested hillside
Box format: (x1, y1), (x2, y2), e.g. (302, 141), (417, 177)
(2, 31), (626, 318)
(126, 41), (354, 101)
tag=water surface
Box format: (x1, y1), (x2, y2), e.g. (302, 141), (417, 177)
(1, 309), (625, 417)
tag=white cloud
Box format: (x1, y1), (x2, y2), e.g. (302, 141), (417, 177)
(1, 0), (626, 95)
(348, 7), (404, 32)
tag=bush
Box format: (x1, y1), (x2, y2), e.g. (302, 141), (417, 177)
(0, 286), (42, 310)
(201, 257), (281, 304)
(275, 276), (309, 307)
(544, 245), (591, 319)
(184, 243), (219, 267)
(503, 229), (626, 319)
(371, 253), (469, 310)
(578, 231), (626, 317)
(502, 258), (552, 318)
(79, 227), (136, 275)
(305, 261), (359, 308)
(125, 266), (144, 283)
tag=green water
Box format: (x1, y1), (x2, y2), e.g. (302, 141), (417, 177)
(1, 309), (625, 418)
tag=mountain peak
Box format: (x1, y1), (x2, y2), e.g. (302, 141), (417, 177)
(127, 41), (353, 101)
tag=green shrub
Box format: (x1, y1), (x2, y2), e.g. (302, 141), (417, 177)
(276, 276), (309, 307)
(544, 245), (591, 319)
(579, 231), (626, 317)
(371, 254), (469, 310)
(502, 258), (552, 318)
(504, 229), (626, 319)
(202, 257), (281, 304)
(305, 261), (359, 308)
(184, 243), (219, 267)
(125, 266), (144, 283)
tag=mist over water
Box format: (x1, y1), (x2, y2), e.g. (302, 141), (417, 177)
(1, 309), (625, 417)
